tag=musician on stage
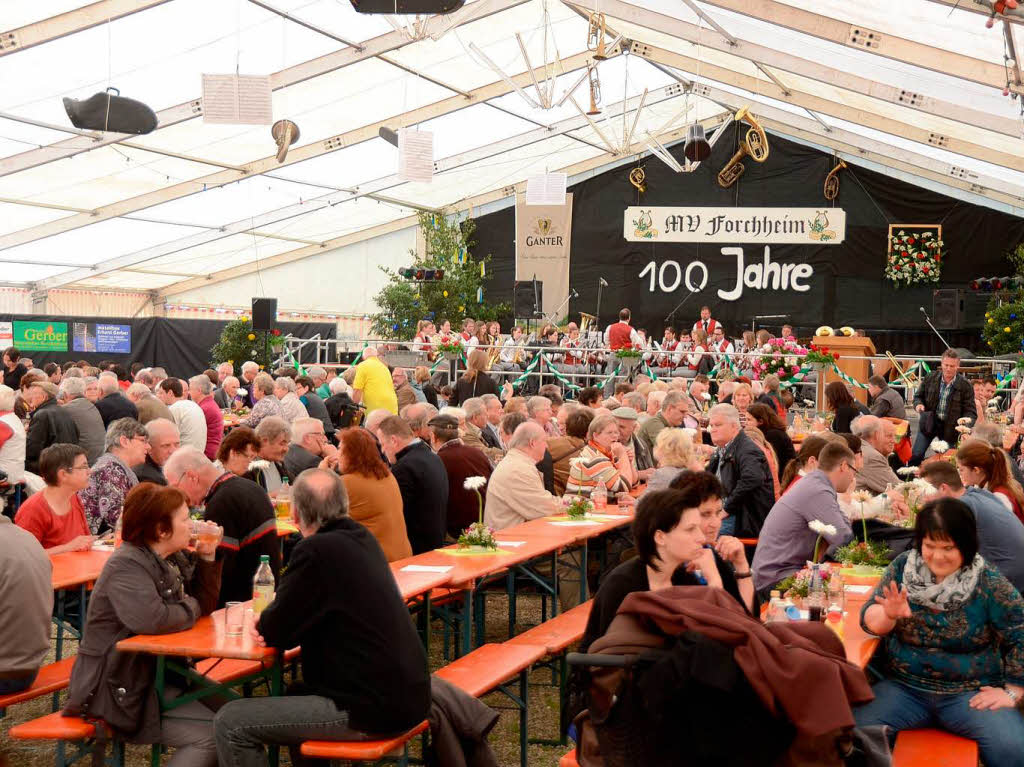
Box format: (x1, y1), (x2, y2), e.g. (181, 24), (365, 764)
(710, 325), (735, 362)
(687, 328), (711, 377)
(436, 319), (457, 345)
(653, 326), (684, 378)
(692, 305), (719, 337)
(412, 320), (435, 359)
(459, 318), (476, 345)
(558, 323), (588, 379)
(603, 308), (643, 375)
(494, 326), (525, 374)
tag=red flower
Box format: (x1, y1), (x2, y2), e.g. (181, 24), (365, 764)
(833, 352), (840, 359)
(271, 329), (281, 337)
(922, 266), (929, 274)
(908, 238), (916, 245)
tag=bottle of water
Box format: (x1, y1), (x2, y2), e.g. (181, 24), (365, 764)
(765, 590), (788, 623)
(252, 555), (275, 615)
(807, 563), (826, 622)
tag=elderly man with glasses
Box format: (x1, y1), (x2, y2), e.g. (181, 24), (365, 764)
(285, 417), (337, 477)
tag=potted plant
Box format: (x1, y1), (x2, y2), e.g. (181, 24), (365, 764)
(615, 345), (644, 374)
(435, 339), (464, 361)
(565, 495), (593, 520)
(804, 343), (840, 372)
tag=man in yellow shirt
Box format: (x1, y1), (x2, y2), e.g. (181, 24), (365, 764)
(351, 347), (398, 415)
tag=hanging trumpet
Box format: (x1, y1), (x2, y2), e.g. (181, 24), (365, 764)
(588, 12), (611, 60)
(585, 61), (602, 116)
(716, 107), (770, 188)
(823, 159), (847, 201)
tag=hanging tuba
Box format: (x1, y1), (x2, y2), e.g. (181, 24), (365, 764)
(579, 312), (597, 333)
(823, 159), (847, 201)
(716, 106), (770, 188)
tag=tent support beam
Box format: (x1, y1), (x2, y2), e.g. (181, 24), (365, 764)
(0, 0), (171, 57)
(563, 0), (1023, 136)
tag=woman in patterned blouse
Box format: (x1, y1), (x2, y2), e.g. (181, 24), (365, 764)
(854, 498), (1024, 764)
(78, 418), (149, 534)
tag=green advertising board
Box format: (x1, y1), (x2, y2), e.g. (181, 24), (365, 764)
(13, 321), (68, 351)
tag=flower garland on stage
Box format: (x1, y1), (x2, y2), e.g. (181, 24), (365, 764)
(885, 229), (943, 288)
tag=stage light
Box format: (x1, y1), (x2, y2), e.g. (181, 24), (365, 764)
(415, 269), (425, 280)
(970, 279), (981, 291)
(399, 267), (415, 279)
(434, 269), (444, 280)
(424, 269), (435, 280)
(980, 278), (993, 291)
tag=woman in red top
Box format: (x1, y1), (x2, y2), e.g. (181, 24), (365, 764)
(956, 438), (1024, 524)
(15, 443), (92, 552)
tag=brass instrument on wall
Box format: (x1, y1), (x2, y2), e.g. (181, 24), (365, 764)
(628, 167), (646, 194)
(585, 61), (602, 116)
(823, 159), (847, 201)
(716, 107), (770, 188)
(588, 12), (611, 60)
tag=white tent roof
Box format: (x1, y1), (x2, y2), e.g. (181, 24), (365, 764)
(1, 0), (1022, 295)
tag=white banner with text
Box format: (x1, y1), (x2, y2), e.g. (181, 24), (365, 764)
(624, 207), (846, 244)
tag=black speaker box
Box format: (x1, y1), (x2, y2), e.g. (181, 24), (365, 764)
(251, 298), (277, 331)
(932, 289), (962, 330)
(513, 281), (544, 317)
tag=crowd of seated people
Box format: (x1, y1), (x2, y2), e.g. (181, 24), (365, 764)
(9, 326), (1024, 764)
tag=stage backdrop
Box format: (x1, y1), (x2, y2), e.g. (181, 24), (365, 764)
(0, 316), (336, 377)
(470, 129), (1024, 354)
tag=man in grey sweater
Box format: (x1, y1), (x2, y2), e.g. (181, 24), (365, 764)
(0, 515), (52, 694)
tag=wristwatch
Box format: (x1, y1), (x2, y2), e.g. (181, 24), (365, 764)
(1007, 687), (1020, 704)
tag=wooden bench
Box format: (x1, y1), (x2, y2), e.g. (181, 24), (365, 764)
(300, 643), (547, 767)
(0, 656), (77, 716)
(299, 720), (429, 766)
(892, 729), (978, 767)
(9, 711), (124, 767)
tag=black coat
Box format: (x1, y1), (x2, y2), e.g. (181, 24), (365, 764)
(25, 398), (79, 474)
(2, 363), (26, 390)
(391, 440), (449, 554)
(257, 517), (430, 734)
(705, 430), (774, 538)
(759, 426), (796, 481)
(325, 392), (358, 430)
(94, 391), (139, 427)
(913, 371), (977, 444)
(132, 455), (167, 486)
(831, 402), (870, 435)
(452, 374), (499, 407)
(301, 392), (334, 437)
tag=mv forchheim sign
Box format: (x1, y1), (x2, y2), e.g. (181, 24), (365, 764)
(624, 207), (846, 244)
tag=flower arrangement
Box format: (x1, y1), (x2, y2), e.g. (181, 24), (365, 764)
(247, 459), (271, 472)
(896, 466), (918, 478)
(752, 337), (809, 381)
(833, 539), (891, 568)
(565, 495), (593, 520)
(777, 561), (835, 598)
(885, 229), (943, 288)
(929, 438), (950, 454)
(804, 343), (841, 366)
(615, 345), (645, 359)
(435, 339), (464, 356)
(457, 477), (497, 550)
(808, 519), (836, 563)
(892, 478), (935, 528)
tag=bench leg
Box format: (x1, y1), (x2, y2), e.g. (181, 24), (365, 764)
(507, 570), (517, 637)
(519, 669), (529, 767)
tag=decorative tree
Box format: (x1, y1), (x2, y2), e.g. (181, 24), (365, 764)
(370, 210), (510, 340)
(209, 317), (284, 370)
(981, 244), (1024, 355)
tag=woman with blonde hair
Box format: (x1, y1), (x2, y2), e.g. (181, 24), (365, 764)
(731, 383), (754, 427)
(451, 348), (499, 406)
(687, 328), (709, 374)
(412, 365), (438, 408)
(957, 438), (1024, 523)
(647, 427), (704, 492)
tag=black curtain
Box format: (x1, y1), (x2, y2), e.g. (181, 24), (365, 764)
(1, 315), (336, 377)
(469, 129), (1024, 355)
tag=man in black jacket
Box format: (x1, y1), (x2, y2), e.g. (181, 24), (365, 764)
(705, 404), (773, 538)
(213, 468), (430, 764)
(911, 348), (976, 464)
(378, 415), (448, 554)
(94, 374), (138, 427)
(24, 381), (78, 475)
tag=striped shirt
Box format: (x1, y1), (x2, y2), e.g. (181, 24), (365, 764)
(565, 443), (629, 497)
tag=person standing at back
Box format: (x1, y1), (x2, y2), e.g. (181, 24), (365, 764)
(377, 415), (448, 554)
(912, 348), (976, 464)
(350, 347), (398, 416)
(189, 375), (224, 461)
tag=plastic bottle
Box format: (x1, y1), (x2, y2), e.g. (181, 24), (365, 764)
(765, 590), (788, 623)
(252, 555), (275, 615)
(591, 486), (607, 512)
(807, 563), (826, 622)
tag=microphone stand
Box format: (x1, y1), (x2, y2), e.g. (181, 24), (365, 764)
(596, 278), (606, 329)
(665, 285), (698, 325)
(920, 307), (952, 350)
(543, 290), (577, 327)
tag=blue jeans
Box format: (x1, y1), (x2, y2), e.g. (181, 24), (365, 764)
(854, 679), (1024, 766)
(910, 419), (943, 465)
(719, 515), (736, 536)
(215, 694), (369, 767)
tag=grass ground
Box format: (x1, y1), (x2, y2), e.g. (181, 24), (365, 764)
(0, 591), (571, 766)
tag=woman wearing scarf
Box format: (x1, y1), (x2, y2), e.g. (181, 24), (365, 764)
(854, 498), (1024, 764)
(565, 414), (635, 496)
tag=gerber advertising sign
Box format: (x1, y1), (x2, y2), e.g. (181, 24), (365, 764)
(14, 321), (68, 351)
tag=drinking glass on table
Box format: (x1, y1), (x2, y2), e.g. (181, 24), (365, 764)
(592, 486), (607, 511)
(615, 491), (635, 509)
(224, 601), (244, 636)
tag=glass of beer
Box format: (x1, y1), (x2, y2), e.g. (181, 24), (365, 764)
(197, 521), (221, 548)
(274, 496), (291, 521)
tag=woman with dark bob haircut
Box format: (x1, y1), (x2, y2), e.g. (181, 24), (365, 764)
(825, 380), (869, 434)
(854, 498), (1024, 763)
(64, 484), (224, 765)
(579, 475), (752, 653)
(216, 426), (262, 478)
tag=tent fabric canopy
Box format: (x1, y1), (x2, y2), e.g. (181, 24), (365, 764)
(0, 0), (1021, 294)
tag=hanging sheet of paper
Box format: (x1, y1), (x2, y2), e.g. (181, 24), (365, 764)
(526, 173), (567, 205)
(201, 74), (273, 125)
(399, 129), (435, 183)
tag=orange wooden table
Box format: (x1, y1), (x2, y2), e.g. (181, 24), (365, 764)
(50, 549), (112, 659)
(842, 577), (881, 669)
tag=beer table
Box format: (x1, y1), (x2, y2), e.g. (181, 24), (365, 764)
(842, 575), (882, 669)
(118, 602), (284, 767)
(49, 549), (112, 659)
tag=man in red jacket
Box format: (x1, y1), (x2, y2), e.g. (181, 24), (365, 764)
(427, 414), (492, 539)
(692, 305), (719, 337)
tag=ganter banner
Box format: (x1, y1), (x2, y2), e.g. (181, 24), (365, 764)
(624, 206), (846, 244)
(515, 193), (574, 317)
